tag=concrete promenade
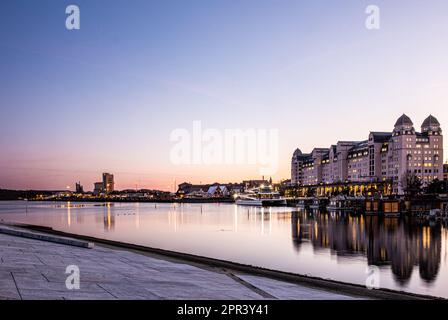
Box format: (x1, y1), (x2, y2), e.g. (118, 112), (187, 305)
(0, 227), (361, 300)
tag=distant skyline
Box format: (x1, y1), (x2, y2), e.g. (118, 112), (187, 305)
(1, 0), (448, 191)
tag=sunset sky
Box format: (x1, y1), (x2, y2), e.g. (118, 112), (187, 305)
(1, 0), (448, 191)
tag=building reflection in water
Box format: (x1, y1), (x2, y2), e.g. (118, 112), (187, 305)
(67, 202), (71, 227)
(291, 210), (442, 285)
(135, 203), (140, 229)
(103, 203), (115, 231)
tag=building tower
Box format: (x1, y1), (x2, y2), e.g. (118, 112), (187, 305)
(390, 114), (415, 194)
(420, 115), (443, 181)
(291, 148), (303, 185)
(102, 173), (114, 194)
(75, 182), (84, 194)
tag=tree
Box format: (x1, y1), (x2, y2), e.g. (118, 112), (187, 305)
(306, 187), (316, 198)
(424, 179), (446, 195)
(402, 172), (422, 197)
(341, 184), (350, 196)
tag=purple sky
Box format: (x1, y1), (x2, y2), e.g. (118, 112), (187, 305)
(1, 0), (447, 191)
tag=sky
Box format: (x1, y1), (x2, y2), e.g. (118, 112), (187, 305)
(1, 0), (448, 191)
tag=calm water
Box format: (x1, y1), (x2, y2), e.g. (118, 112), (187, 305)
(1, 201), (447, 298)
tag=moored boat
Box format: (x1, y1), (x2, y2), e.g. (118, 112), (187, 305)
(327, 195), (364, 211)
(235, 186), (287, 207)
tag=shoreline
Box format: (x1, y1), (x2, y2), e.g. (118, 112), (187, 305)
(0, 224), (370, 301)
(7, 222), (443, 300)
(0, 198), (236, 204)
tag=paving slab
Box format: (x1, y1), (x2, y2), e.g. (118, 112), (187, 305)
(0, 231), (360, 300)
(237, 275), (362, 300)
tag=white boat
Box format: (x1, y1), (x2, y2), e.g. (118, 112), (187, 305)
(235, 186), (287, 207)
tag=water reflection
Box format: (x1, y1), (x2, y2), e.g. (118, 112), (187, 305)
(1, 201), (447, 298)
(291, 210), (443, 284)
(67, 202), (71, 227)
(103, 204), (115, 231)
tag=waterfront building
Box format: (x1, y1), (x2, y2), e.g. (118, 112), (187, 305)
(93, 182), (104, 195)
(291, 115), (444, 195)
(207, 185), (230, 197)
(242, 179), (270, 189)
(177, 182), (245, 198)
(75, 182), (84, 194)
(102, 173), (114, 194)
(177, 183), (209, 196)
(444, 163), (448, 181)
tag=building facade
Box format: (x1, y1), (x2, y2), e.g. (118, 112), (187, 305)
(93, 182), (104, 195)
(102, 173), (114, 194)
(177, 182), (243, 198)
(444, 163), (448, 181)
(291, 115), (444, 195)
(75, 182), (84, 194)
(92, 173), (115, 195)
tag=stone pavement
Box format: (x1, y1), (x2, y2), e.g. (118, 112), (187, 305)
(0, 232), (360, 300)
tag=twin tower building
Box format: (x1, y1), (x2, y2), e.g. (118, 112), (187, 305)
(291, 115), (444, 195)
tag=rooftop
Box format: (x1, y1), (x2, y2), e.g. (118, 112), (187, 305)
(394, 114), (413, 127)
(370, 132), (392, 143)
(422, 115), (440, 128)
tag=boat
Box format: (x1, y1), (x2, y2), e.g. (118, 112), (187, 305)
(235, 186), (287, 206)
(327, 195), (364, 211)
